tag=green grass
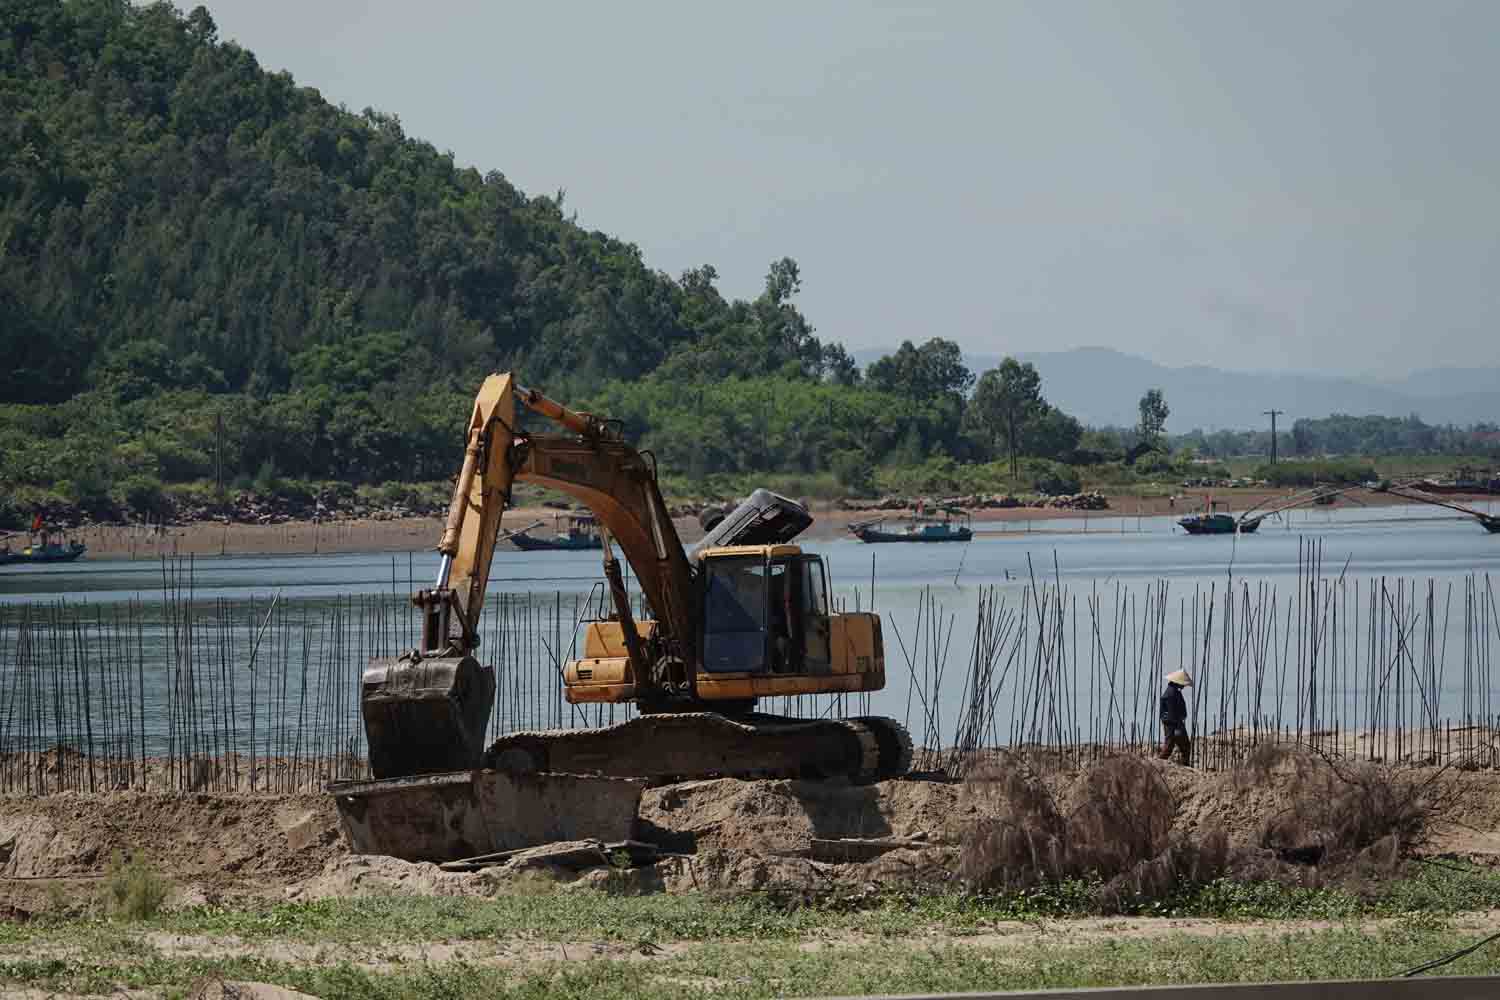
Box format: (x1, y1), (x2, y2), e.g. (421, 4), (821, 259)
(5, 865), (1500, 996)
(2, 923), (1500, 998)
(15, 861), (1500, 949)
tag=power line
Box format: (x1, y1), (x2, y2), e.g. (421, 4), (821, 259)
(1400, 927), (1500, 977)
(1264, 409), (1284, 464)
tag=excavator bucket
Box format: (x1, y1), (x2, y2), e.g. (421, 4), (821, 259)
(361, 654), (495, 779)
(345, 654), (645, 863)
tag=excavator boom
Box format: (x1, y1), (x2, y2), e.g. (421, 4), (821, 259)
(362, 373), (704, 778)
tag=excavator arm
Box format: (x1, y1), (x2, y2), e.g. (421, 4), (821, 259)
(417, 373), (696, 667)
(363, 372), (699, 778)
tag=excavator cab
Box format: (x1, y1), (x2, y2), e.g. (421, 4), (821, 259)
(701, 548), (830, 676)
(693, 545), (883, 699)
(565, 543), (884, 705)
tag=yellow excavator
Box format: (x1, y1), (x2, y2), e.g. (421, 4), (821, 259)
(359, 373), (912, 789)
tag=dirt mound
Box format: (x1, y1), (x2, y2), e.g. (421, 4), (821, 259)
(638, 776), (969, 854)
(287, 855), (499, 901)
(3, 756), (1498, 913)
(0, 792), (343, 885)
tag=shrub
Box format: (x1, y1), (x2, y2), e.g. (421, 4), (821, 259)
(116, 473), (167, 517)
(1258, 754), (1430, 865)
(831, 449), (876, 496)
(1254, 460), (1377, 487)
(1027, 460), (1080, 496)
(960, 755), (1182, 896)
(103, 850), (170, 919)
(252, 458), (281, 494)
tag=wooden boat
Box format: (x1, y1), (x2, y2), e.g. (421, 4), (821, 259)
(1178, 499), (1259, 535)
(2, 537), (86, 564)
(1415, 467), (1500, 495)
(1177, 513), (1259, 535)
(510, 513), (603, 551)
(851, 507), (973, 543)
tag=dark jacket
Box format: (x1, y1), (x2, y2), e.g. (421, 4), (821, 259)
(1160, 683), (1188, 726)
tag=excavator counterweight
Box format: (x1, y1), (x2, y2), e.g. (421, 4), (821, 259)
(333, 373), (910, 862)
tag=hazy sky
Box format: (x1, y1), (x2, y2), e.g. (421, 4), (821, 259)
(199, 0), (1499, 377)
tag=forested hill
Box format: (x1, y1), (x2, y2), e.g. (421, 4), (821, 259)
(6, 0), (928, 515)
(2, 0), (858, 404)
(14, 2), (1486, 527)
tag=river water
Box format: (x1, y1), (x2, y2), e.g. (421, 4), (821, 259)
(3, 501), (1497, 605)
(1, 502), (1498, 759)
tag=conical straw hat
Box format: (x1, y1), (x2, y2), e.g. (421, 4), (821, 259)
(1164, 669), (1193, 687)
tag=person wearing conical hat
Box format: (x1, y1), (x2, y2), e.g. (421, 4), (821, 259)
(1158, 670), (1193, 766)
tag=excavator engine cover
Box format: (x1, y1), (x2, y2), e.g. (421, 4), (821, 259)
(689, 488), (813, 563)
(361, 654), (496, 779)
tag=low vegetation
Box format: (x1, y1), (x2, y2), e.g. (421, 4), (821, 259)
(102, 850), (171, 921)
(4, 887), (1500, 998)
(958, 749), (1455, 919)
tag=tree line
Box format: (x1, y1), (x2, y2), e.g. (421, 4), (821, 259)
(1171, 414), (1500, 463)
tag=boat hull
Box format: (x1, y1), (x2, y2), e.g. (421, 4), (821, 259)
(1178, 515), (1256, 536)
(853, 527), (973, 543)
(2, 545), (86, 564)
(510, 533), (602, 551)
(1418, 480), (1500, 496)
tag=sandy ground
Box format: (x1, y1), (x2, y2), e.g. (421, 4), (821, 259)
(2, 752), (1499, 996)
(3, 752), (1499, 918)
(50, 489), (1497, 559)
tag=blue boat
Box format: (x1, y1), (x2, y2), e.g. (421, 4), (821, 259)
(509, 513), (603, 551)
(851, 507), (973, 543)
(1, 531), (86, 564)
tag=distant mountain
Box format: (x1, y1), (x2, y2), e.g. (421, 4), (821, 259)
(852, 347), (1500, 430)
(1379, 367), (1500, 399)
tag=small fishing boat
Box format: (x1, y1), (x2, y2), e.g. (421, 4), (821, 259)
(1178, 499), (1259, 536)
(1177, 513), (1259, 535)
(850, 506), (973, 543)
(1, 531), (86, 564)
(510, 513), (603, 551)
(1415, 467), (1500, 496)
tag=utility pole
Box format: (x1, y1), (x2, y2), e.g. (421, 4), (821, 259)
(1264, 409), (1284, 465)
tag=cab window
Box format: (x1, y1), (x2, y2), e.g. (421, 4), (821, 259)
(702, 556), (768, 674)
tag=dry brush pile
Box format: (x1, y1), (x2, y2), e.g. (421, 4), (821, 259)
(956, 747), (1448, 910)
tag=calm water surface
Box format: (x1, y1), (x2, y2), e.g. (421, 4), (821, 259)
(2, 503), (1498, 752)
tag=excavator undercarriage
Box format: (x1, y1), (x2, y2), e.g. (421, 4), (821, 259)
(487, 713), (914, 784)
(332, 373), (912, 862)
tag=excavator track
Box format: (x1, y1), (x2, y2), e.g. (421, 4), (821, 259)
(484, 713), (913, 784)
(853, 715), (915, 778)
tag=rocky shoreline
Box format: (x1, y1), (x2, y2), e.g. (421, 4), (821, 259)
(14, 486), (1115, 534)
(839, 490), (1111, 512)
